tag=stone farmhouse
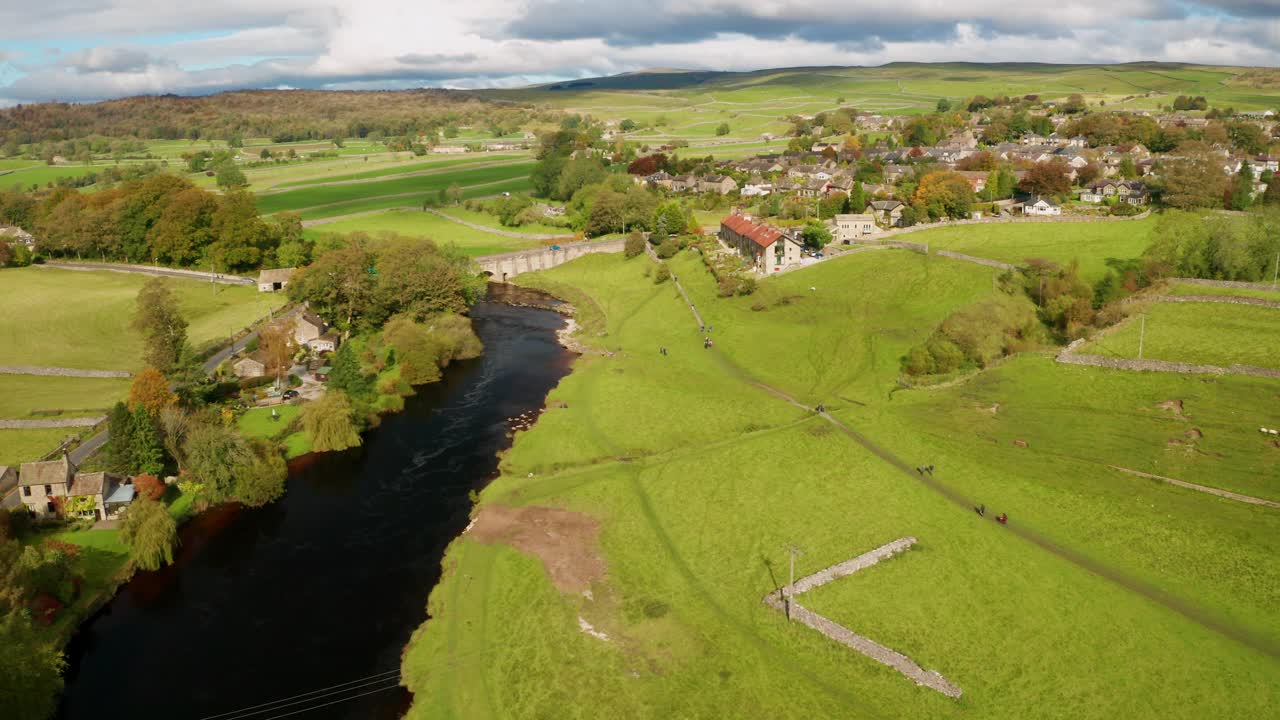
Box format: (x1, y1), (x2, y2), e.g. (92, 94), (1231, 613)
(866, 200), (906, 227)
(17, 455), (135, 522)
(720, 214), (805, 274)
(294, 311), (340, 354)
(1080, 180), (1150, 205)
(233, 353), (267, 379)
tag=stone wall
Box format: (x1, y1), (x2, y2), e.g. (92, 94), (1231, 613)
(0, 365), (132, 378)
(1141, 294), (1280, 309)
(1172, 277), (1280, 292)
(873, 209), (1151, 241)
(477, 238), (626, 281)
(933, 250), (1018, 271)
(1056, 339), (1280, 379)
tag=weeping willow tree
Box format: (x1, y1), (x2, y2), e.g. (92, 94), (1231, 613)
(301, 390), (363, 453)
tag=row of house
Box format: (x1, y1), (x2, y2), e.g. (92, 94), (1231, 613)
(640, 171), (738, 195)
(719, 214), (806, 273)
(13, 455), (136, 522)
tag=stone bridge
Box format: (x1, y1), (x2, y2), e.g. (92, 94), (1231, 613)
(476, 238), (626, 281)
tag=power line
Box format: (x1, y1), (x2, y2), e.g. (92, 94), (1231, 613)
(255, 681), (403, 720)
(198, 669), (401, 720)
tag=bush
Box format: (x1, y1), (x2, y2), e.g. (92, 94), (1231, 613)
(1109, 201), (1143, 216)
(902, 295), (1041, 376)
(132, 474), (166, 502)
(655, 237), (681, 259)
(624, 231), (646, 258)
(653, 264), (671, 284)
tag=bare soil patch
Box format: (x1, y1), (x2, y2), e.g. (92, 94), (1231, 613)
(1157, 399), (1186, 418)
(470, 504), (605, 592)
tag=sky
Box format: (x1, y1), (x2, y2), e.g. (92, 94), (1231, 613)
(1, 0), (1279, 105)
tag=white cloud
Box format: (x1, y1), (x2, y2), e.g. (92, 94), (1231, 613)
(2, 0), (1278, 102)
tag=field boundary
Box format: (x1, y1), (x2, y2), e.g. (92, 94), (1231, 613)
(1056, 338), (1280, 379)
(0, 417), (104, 429)
(1171, 277), (1280, 292)
(36, 261), (254, 285)
(0, 365), (132, 378)
(1109, 466), (1280, 509)
(1140, 294), (1280, 310)
(762, 537), (963, 698)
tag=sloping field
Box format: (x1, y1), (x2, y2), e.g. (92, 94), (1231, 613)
(257, 161), (535, 215)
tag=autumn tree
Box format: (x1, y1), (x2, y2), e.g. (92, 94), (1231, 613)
(302, 390), (363, 452)
(127, 367), (177, 415)
(257, 320), (297, 384)
(1018, 161), (1072, 198)
(914, 171), (976, 220)
(132, 474), (166, 502)
(1160, 141), (1227, 210)
(132, 278), (189, 374)
(119, 496), (178, 571)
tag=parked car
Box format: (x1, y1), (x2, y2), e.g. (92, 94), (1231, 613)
(282, 390), (300, 400)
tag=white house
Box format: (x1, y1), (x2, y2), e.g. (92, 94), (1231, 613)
(833, 214), (880, 242)
(1024, 197), (1061, 216)
(720, 214), (806, 274)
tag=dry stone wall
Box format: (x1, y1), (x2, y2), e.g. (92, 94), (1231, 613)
(1056, 339), (1280, 380)
(0, 365), (131, 378)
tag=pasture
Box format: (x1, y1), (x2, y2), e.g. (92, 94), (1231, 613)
(0, 267), (286, 371)
(1079, 302), (1280, 369)
(304, 210), (544, 256)
(0, 375), (132, 419)
(258, 161), (536, 215)
(401, 248), (1280, 720)
(0, 428), (88, 467)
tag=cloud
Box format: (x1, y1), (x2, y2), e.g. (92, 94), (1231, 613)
(1, 0), (1278, 102)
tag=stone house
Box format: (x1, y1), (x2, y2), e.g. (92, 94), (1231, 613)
(866, 200), (906, 227)
(17, 455), (134, 521)
(720, 214), (805, 274)
(294, 311), (340, 353)
(670, 175), (699, 192)
(833, 214), (879, 242)
(1080, 180), (1149, 205)
(233, 354), (267, 379)
(257, 267), (295, 292)
(309, 332), (340, 354)
(699, 175), (738, 195)
(643, 171), (673, 189)
(0, 465), (16, 499)
(0, 225), (35, 249)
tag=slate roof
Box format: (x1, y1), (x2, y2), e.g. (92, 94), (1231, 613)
(68, 472), (108, 498)
(258, 268), (296, 284)
(19, 455), (74, 487)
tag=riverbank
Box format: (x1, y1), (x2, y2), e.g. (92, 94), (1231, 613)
(53, 301), (575, 720)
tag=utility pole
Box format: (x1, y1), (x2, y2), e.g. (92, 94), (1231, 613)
(783, 544), (803, 621)
(1271, 252), (1278, 291)
(1138, 313), (1146, 360)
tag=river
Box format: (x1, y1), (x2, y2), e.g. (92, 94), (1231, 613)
(56, 296), (575, 720)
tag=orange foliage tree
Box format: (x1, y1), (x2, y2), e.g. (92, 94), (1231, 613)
(127, 367), (178, 415)
(132, 473), (166, 501)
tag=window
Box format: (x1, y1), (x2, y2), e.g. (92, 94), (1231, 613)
(22, 486), (30, 497)
(44, 485), (52, 495)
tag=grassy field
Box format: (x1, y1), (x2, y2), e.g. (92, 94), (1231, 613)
(0, 267), (287, 371)
(294, 177), (534, 221)
(303, 210), (548, 256)
(0, 428), (88, 467)
(1164, 282), (1280, 301)
(901, 216), (1157, 281)
(272, 154), (525, 188)
(237, 404), (302, 439)
(1079, 302), (1280, 369)
(0, 375), (132, 419)
(256, 161), (536, 215)
(401, 248), (1280, 720)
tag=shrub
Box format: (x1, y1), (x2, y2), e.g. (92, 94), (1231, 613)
(120, 497), (178, 571)
(653, 264), (671, 284)
(655, 237), (681, 259)
(132, 473), (166, 501)
(624, 231), (646, 258)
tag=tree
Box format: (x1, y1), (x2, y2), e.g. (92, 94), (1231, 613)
(715, 123), (730, 136)
(0, 609), (65, 720)
(132, 278), (189, 374)
(1018, 161), (1072, 198)
(127, 367), (177, 415)
(1264, 176), (1280, 206)
(651, 201), (686, 238)
(624, 231), (646, 258)
(214, 161), (247, 189)
(257, 320), (297, 384)
(119, 496), (178, 571)
(936, 98), (952, 112)
(184, 424), (254, 501)
(301, 390), (363, 452)
(235, 445), (287, 508)
(132, 474), (166, 501)
(1118, 155), (1138, 180)
(1076, 163), (1103, 186)
(446, 183), (462, 204)
(327, 343), (375, 402)
(1160, 141), (1227, 210)
(915, 171), (976, 219)
(800, 222), (832, 250)
(1227, 163), (1254, 211)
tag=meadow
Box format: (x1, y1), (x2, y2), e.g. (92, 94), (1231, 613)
(304, 210), (546, 256)
(258, 162), (536, 215)
(293, 177), (534, 221)
(401, 247), (1280, 720)
(1080, 302), (1280, 369)
(1164, 281), (1280, 301)
(899, 216), (1157, 281)
(0, 428), (89, 467)
(0, 375), (132, 419)
(0, 267), (287, 371)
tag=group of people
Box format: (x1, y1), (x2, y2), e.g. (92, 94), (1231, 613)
(973, 504), (1008, 524)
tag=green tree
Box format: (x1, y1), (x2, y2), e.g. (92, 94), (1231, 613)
(119, 496), (178, 571)
(651, 201), (687, 238)
(1118, 155), (1138, 180)
(800, 222), (832, 250)
(327, 343), (375, 402)
(936, 98), (952, 112)
(446, 183), (462, 204)
(624, 230), (646, 258)
(214, 161), (247, 189)
(184, 424), (255, 501)
(1228, 163), (1254, 211)
(132, 278), (188, 374)
(715, 123), (730, 136)
(235, 445), (288, 507)
(0, 609), (65, 720)
(1264, 176), (1280, 206)
(1160, 141), (1227, 210)
(301, 390), (363, 452)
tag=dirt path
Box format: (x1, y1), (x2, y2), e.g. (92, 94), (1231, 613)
(1109, 466), (1280, 508)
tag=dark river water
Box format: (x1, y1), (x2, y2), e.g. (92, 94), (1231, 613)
(57, 296), (574, 720)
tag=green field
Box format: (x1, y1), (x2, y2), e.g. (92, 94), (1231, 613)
(1165, 282), (1280, 301)
(1080, 302), (1280, 369)
(0, 375), (132, 419)
(303, 210), (548, 256)
(902, 216), (1157, 281)
(272, 154), (525, 188)
(294, 177), (534, 221)
(0, 267), (286, 371)
(256, 162), (536, 215)
(401, 247), (1280, 720)
(0, 428), (89, 467)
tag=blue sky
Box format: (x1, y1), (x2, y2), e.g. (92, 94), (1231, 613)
(1, 1), (1278, 104)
